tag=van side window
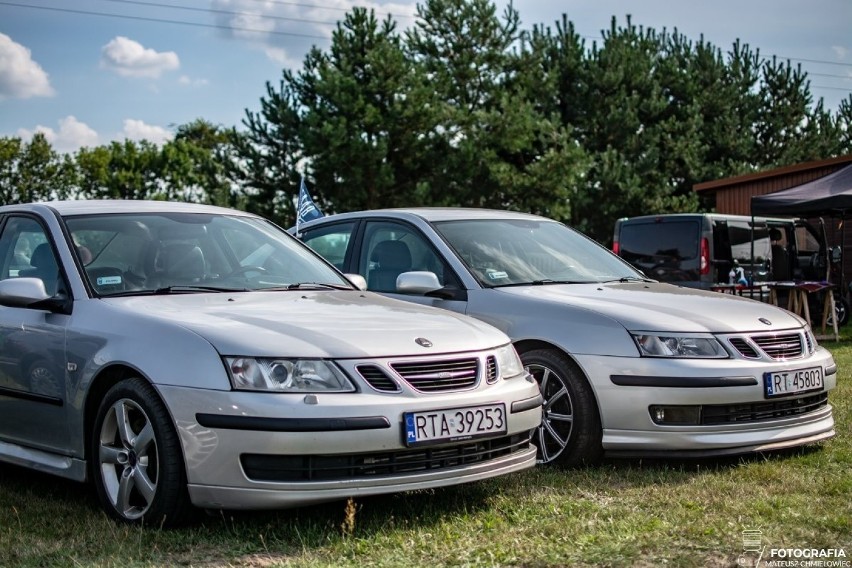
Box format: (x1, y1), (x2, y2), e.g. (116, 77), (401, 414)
(729, 222), (771, 281)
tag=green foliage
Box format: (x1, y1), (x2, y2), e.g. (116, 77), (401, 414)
(0, 134), (74, 204)
(74, 139), (162, 200)
(1, 2), (849, 242)
(72, 120), (239, 205)
(235, 5), (849, 241)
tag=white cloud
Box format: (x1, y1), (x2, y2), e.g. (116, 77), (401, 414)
(100, 36), (180, 78)
(210, 0), (417, 65)
(17, 116), (99, 153)
(0, 33), (54, 100)
(178, 75), (210, 87)
(263, 46), (301, 69)
(832, 46), (848, 60)
(120, 119), (173, 145)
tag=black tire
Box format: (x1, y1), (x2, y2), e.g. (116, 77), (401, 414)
(520, 348), (602, 467)
(91, 377), (193, 526)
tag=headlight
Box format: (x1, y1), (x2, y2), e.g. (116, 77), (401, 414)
(632, 334), (727, 358)
(225, 357), (355, 392)
(495, 344), (525, 379)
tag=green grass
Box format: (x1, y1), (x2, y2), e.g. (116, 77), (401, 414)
(2, 339), (851, 567)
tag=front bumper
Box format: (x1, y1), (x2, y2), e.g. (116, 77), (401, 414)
(575, 347), (837, 455)
(157, 378), (541, 510)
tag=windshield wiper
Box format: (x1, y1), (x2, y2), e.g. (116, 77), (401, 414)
(602, 276), (655, 283)
(260, 282), (353, 291)
(152, 285), (250, 294)
(98, 285), (250, 297)
(491, 279), (591, 288)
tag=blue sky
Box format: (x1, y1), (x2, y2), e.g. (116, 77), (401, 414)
(1, 0), (850, 153)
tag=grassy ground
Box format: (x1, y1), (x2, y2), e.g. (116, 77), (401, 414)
(1, 340), (850, 567)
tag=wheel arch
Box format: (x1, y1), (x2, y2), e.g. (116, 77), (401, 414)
(512, 338), (604, 423)
(84, 364), (162, 463)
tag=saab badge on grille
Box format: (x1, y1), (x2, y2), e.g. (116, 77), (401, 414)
(759, 318), (772, 326)
(415, 337), (433, 348)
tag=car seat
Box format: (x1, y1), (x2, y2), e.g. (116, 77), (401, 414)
(368, 240), (411, 291)
(154, 242), (207, 286)
(19, 243), (59, 296)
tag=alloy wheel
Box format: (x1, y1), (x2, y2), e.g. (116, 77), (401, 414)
(525, 363), (574, 464)
(97, 398), (159, 520)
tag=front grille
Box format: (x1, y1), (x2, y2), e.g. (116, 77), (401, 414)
(804, 331), (814, 354)
(752, 333), (803, 360)
(729, 338), (759, 359)
(241, 433), (531, 482)
(700, 392), (828, 425)
(391, 358), (479, 392)
(485, 355), (497, 383)
(357, 365), (400, 392)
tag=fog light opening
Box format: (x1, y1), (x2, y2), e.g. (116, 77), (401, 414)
(649, 405), (701, 425)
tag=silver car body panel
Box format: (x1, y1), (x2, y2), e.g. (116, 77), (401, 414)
(160, 368), (541, 508)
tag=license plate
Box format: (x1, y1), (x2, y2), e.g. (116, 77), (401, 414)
(404, 403), (506, 447)
(763, 366), (824, 398)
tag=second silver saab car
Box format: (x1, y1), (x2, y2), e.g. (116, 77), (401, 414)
(0, 201), (542, 526)
(296, 208), (837, 467)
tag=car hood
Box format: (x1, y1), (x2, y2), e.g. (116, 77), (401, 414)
(105, 290), (507, 358)
(494, 282), (805, 333)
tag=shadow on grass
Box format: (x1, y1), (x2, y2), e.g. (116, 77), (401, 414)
(0, 460), (100, 512)
(603, 442), (827, 473)
(0, 456), (502, 549)
(196, 479), (500, 537)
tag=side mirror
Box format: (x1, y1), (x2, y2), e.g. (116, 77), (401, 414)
(0, 277), (51, 308)
(396, 271), (442, 294)
(344, 273), (367, 291)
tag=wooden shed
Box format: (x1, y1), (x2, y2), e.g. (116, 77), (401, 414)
(693, 155), (852, 215)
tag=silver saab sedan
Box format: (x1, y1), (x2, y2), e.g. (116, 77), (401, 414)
(296, 208), (837, 467)
(0, 201), (542, 526)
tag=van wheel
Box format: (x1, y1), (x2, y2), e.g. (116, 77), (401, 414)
(91, 377), (193, 526)
(521, 349), (602, 467)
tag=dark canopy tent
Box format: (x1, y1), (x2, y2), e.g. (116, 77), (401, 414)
(751, 163), (852, 291)
(751, 164), (852, 216)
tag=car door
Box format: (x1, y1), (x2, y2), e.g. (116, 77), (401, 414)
(299, 220), (358, 272)
(0, 215), (70, 452)
(354, 219), (468, 313)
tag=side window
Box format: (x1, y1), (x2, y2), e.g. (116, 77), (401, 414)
(301, 222), (356, 270)
(728, 221), (770, 264)
(795, 225), (820, 256)
(360, 221), (456, 292)
(0, 217), (61, 296)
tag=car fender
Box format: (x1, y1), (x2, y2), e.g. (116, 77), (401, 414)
(465, 290), (638, 357)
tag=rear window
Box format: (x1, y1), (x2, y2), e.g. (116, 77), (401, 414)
(619, 220), (699, 263)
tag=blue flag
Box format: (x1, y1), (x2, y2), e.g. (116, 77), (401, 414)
(296, 176), (323, 234)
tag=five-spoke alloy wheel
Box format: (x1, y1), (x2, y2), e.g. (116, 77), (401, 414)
(92, 378), (192, 526)
(521, 349), (602, 467)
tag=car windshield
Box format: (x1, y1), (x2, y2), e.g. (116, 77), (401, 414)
(64, 212), (350, 296)
(433, 218), (645, 287)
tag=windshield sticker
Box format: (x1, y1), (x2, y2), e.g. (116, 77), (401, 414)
(97, 276), (122, 286)
(486, 269), (508, 280)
